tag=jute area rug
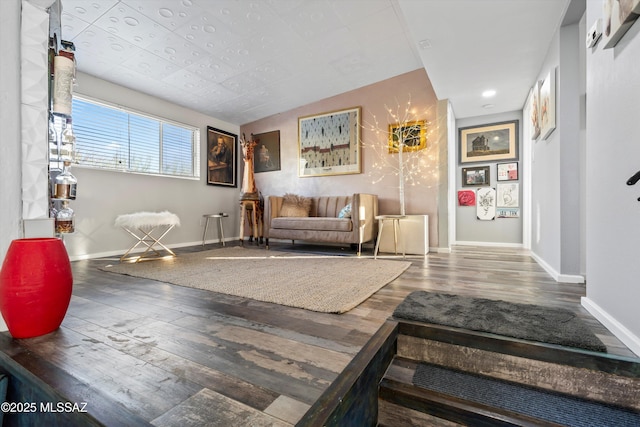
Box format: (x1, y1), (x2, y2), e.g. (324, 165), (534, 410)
(100, 247), (411, 314)
(393, 291), (606, 352)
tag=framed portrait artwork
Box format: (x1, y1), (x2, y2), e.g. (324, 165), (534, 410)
(459, 120), (519, 164)
(253, 130), (281, 173)
(298, 106), (361, 177)
(207, 127), (237, 187)
(462, 165), (490, 187)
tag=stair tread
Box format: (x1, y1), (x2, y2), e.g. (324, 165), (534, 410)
(380, 360), (640, 427)
(381, 377), (561, 427)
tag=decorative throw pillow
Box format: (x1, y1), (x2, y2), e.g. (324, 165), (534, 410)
(280, 193), (312, 217)
(338, 203), (352, 218)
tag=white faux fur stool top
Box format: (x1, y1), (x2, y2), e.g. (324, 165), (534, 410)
(115, 211), (181, 229)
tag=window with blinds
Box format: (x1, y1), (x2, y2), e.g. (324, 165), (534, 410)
(72, 96), (200, 179)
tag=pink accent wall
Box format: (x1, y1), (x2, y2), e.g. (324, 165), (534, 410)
(240, 69), (441, 247)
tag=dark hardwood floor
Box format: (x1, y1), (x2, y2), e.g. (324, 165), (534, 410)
(0, 243), (635, 426)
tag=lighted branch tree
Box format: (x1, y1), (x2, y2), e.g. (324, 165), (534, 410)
(363, 97), (434, 215)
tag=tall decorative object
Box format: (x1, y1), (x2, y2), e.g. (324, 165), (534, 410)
(239, 134), (263, 244)
(363, 97), (432, 215)
(49, 40), (78, 236)
(0, 238), (73, 338)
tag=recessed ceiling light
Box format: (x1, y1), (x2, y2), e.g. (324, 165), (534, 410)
(482, 90), (496, 98)
(418, 39), (432, 49)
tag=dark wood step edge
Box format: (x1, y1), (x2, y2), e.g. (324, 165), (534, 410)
(397, 321), (640, 378)
(379, 377), (563, 427)
(296, 320), (399, 427)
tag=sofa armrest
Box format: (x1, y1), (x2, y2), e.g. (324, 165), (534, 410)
(351, 193), (379, 244)
(264, 196), (284, 238)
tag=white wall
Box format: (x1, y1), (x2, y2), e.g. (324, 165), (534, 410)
(531, 30), (562, 275)
(0, 0), (22, 259)
(529, 21), (585, 283)
(583, 0), (640, 355)
(558, 23), (584, 276)
(455, 111), (524, 245)
(65, 73), (241, 259)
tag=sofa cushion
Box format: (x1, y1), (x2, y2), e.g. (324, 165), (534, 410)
(338, 203), (352, 218)
(271, 217), (352, 232)
(280, 193), (311, 217)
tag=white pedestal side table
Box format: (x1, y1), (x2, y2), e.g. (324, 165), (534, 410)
(374, 215), (406, 259)
(202, 213), (229, 247)
(378, 214), (429, 256)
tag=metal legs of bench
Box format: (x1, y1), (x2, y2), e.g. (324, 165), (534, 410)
(119, 225), (177, 263)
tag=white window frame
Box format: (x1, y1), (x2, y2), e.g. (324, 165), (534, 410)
(71, 94), (200, 180)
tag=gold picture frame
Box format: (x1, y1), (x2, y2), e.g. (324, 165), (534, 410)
(298, 106), (361, 177)
(388, 120), (427, 153)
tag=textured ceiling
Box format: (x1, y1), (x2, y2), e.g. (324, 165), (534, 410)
(60, 0), (571, 125)
(60, 0), (422, 125)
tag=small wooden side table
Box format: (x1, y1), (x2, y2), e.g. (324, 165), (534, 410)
(202, 213), (228, 247)
(374, 215), (406, 259)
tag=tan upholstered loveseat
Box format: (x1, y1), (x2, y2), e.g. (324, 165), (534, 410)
(264, 194), (378, 255)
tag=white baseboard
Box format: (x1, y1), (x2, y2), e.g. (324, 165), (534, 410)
(68, 237), (237, 261)
(529, 251), (585, 284)
(454, 240), (523, 248)
(435, 247), (451, 253)
(581, 297), (640, 357)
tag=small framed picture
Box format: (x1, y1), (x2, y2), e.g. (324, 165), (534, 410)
(388, 120), (427, 153)
(253, 130), (281, 173)
(207, 127), (237, 187)
(497, 162), (519, 181)
(462, 165), (490, 187)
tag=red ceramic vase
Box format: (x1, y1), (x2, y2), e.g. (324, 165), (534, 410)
(0, 238), (73, 338)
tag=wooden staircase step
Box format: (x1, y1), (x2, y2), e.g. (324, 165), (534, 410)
(395, 321), (640, 411)
(380, 355), (640, 427)
(379, 377), (562, 427)
(378, 399), (464, 427)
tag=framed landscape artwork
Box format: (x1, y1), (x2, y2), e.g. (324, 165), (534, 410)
(253, 130), (281, 173)
(298, 106), (361, 177)
(459, 120), (518, 164)
(207, 127), (237, 187)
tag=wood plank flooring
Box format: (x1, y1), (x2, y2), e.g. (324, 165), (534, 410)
(0, 243), (635, 426)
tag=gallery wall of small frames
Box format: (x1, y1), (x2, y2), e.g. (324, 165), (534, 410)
(458, 162), (520, 220)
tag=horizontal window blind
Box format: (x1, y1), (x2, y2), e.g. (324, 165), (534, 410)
(72, 96), (199, 178)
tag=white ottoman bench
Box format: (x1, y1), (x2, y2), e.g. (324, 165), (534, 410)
(115, 211), (180, 262)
